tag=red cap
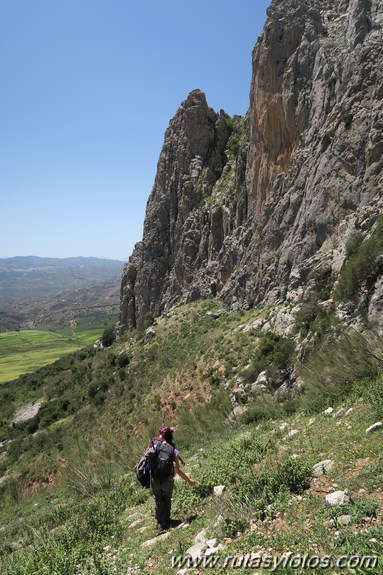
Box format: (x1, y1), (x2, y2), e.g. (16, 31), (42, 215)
(160, 426), (174, 435)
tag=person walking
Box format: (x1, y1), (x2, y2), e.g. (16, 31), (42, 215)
(150, 426), (196, 532)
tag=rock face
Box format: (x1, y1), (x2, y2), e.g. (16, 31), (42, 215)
(119, 0), (383, 334)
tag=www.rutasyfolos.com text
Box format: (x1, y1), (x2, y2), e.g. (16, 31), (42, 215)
(171, 552), (379, 571)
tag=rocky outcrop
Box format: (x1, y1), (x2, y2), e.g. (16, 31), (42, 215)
(119, 90), (234, 330)
(119, 0), (383, 334)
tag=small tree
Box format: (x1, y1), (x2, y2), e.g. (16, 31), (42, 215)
(101, 325), (115, 347)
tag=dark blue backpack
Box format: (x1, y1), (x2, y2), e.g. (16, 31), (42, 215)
(151, 441), (175, 483)
(136, 441), (156, 489)
(136, 440), (174, 488)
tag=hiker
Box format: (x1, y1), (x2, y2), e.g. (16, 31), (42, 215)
(150, 426), (196, 532)
(156, 426), (185, 466)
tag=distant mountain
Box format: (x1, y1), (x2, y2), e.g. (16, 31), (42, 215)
(1, 256), (124, 269)
(0, 281), (120, 332)
(0, 256), (124, 304)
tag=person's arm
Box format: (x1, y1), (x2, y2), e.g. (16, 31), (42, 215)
(178, 454), (186, 466)
(175, 455), (196, 485)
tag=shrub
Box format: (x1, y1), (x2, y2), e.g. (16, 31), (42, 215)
(233, 458), (312, 520)
(241, 401), (281, 424)
(37, 400), (70, 428)
(352, 497), (378, 522)
(101, 325), (116, 347)
(336, 216), (383, 303)
(364, 373), (383, 420)
(144, 311), (155, 328)
(242, 333), (295, 386)
(301, 329), (383, 401)
(116, 353), (130, 368)
(228, 135), (240, 156)
(340, 109), (353, 127)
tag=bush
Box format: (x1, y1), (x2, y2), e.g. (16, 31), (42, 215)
(364, 373), (383, 420)
(352, 497), (378, 522)
(116, 353), (130, 368)
(301, 329), (383, 401)
(242, 333), (295, 386)
(336, 216), (383, 303)
(101, 325), (116, 347)
(340, 109), (353, 127)
(241, 401), (281, 424)
(295, 294), (333, 338)
(233, 458), (312, 519)
(38, 399), (71, 428)
(144, 311), (155, 328)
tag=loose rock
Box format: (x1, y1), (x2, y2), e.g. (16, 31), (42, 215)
(325, 490), (350, 507)
(366, 422), (383, 433)
(313, 460), (333, 478)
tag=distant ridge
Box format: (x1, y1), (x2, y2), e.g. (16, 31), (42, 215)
(0, 256), (124, 304)
(0, 256), (124, 269)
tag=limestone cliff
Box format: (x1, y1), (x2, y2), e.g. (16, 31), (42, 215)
(119, 0), (383, 333)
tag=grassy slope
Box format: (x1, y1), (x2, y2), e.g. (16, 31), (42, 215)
(0, 392), (382, 574)
(0, 300), (382, 573)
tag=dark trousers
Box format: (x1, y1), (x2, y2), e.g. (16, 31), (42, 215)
(151, 477), (174, 527)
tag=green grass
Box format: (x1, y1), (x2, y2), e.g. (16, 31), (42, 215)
(0, 317), (115, 384)
(0, 394), (382, 575)
(56, 316), (117, 345)
(0, 300), (382, 573)
(0, 331), (83, 383)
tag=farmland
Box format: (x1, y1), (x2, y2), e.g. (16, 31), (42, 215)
(0, 317), (116, 384)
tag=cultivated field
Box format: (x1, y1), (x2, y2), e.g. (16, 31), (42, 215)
(0, 317), (115, 384)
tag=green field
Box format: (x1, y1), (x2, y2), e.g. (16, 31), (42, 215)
(0, 318), (115, 384)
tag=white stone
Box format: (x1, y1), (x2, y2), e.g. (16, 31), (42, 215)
(324, 407), (334, 415)
(345, 408), (354, 416)
(144, 327), (156, 342)
(338, 515), (352, 525)
(141, 531), (170, 547)
(205, 547), (219, 557)
(194, 529), (208, 543)
(251, 382), (268, 396)
(213, 485), (225, 496)
(325, 490), (350, 507)
(255, 370), (268, 385)
(175, 522), (189, 529)
(283, 429), (299, 440)
(128, 519), (142, 528)
(232, 324), (245, 334)
(12, 401), (43, 424)
(313, 460), (333, 478)
(279, 422), (289, 431)
(186, 542), (208, 561)
(366, 422), (383, 433)
(206, 538), (217, 548)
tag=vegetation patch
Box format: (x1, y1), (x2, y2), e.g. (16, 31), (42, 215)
(336, 216), (383, 304)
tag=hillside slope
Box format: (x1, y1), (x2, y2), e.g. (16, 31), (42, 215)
(0, 256), (124, 303)
(0, 300), (382, 573)
(0, 281), (119, 332)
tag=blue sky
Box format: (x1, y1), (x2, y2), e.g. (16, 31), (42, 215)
(0, 0), (270, 262)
